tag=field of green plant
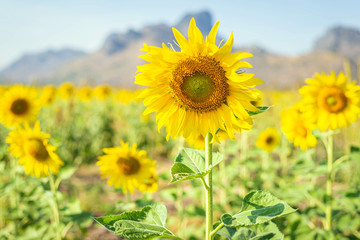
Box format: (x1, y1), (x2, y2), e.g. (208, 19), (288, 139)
(0, 81), (359, 240)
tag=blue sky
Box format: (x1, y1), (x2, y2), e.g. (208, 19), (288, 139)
(1, 0), (359, 69)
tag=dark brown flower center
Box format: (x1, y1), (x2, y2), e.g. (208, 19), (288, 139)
(318, 87), (347, 113)
(265, 136), (274, 144)
(117, 157), (141, 175)
(25, 138), (49, 161)
(10, 98), (29, 115)
(170, 56), (229, 112)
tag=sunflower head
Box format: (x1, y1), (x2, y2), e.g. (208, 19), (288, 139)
(256, 127), (280, 152)
(0, 85), (41, 127)
(299, 72), (360, 131)
(94, 85), (111, 100)
(77, 86), (93, 101)
(6, 121), (63, 177)
(135, 18), (264, 142)
(97, 141), (156, 193)
(138, 173), (159, 192)
(281, 104), (317, 150)
(41, 85), (56, 106)
(59, 82), (75, 99)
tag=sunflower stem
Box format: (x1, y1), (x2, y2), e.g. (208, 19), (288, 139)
(205, 132), (213, 240)
(49, 174), (61, 240)
(325, 132), (334, 232)
(126, 190), (131, 203)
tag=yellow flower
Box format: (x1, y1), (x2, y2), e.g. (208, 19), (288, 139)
(116, 89), (136, 104)
(97, 141), (156, 193)
(249, 89), (263, 107)
(281, 104), (317, 150)
(137, 173), (159, 192)
(185, 130), (230, 149)
(77, 86), (93, 101)
(94, 84), (111, 100)
(6, 121), (63, 177)
(41, 85), (56, 106)
(135, 18), (263, 142)
(256, 127), (280, 152)
(0, 85), (41, 127)
(58, 82), (75, 99)
(299, 72), (360, 131)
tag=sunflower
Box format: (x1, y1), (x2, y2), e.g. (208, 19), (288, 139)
(299, 72), (360, 131)
(58, 82), (75, 99)
(185, 130), (230, 149)
(41, 85), (56, 106)
(0, 85), (41, 127)
(249, 89), (263, 107)
(256, 127), (280, 152)
(137, 172), (159, 192)
(6, 121), (63, 177)
(97, 141), (156, 193)
(135, 18), (263, 142)
(94, 84), (111, 100)
(281, 104), (317, 150)
(77, 86), (93, 101)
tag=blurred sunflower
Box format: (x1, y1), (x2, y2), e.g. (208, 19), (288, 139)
(6, 121), (63, 177)
(249, 89), (263, 107)
(94, 84), (111, 100)
(281, 104), (317, 150)
(299, 72), (360, 131)
(41, 85), (56, 106)
(77, 86), (93, 101)
(256, 127), (280, 152)
(97, 141), (156, 193)
(58, 82), (75, 99)
(185, 130), (229, 149)
(138, 172), (158, 192)
(135, 18), (263, 142)
(0, 85), (41, 127)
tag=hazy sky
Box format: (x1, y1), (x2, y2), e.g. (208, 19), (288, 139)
(1, 0), (359, 69)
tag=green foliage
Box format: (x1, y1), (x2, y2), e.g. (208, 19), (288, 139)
(247, 106), (270, 116)
(170, 148), (223, 184)
(216, 221), (283, 240)
(220, 191), (296, 227)
(94, 203), (182, 240)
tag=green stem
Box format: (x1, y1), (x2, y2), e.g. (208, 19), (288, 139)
(205, 132), (213, 240)
(325, 133), (334, 232)
(49, 174), (61, 240)
(210, 222), (224, 239)
(126, 191), (131, 203)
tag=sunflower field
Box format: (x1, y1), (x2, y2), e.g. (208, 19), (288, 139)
(1, 19), (360, 240)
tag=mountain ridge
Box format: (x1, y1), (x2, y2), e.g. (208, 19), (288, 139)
(1, 11), (359, 88)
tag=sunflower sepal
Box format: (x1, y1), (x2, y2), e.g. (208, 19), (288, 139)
(218, 191), (296, 228)
(93, 203), (182, 240)
(170, 148), (223, 184)
(247, 106), (270, 116)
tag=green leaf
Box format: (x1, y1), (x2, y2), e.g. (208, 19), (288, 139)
(170, 148), (223, 184)
(217, 221), (283, 240)
(221, 190), (296, 227)
(93, 203), (182, 240)
(247, 106), (270, 116)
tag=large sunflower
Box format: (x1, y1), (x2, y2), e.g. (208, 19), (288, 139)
(135, 19), (263, 141)
(6, 121), (63, 177)
(299, 72), (360, 131)
(281, 104), (317, 150)
(97, 141), (156, 193)
(0, 85), (41, 127)
(256, 127), (280, 152)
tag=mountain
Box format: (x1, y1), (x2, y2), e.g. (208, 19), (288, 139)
(48, 11), (214, 86)
(1, 11), (359, 88)
(314, 26), (360, 61)
(0, 49), (86, 84)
